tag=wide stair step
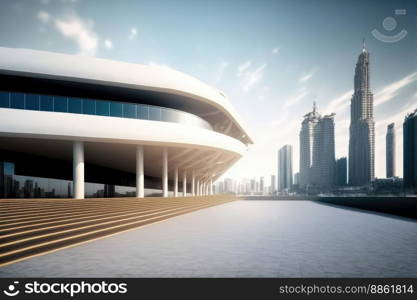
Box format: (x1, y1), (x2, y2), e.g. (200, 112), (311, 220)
(0, 195), (234, 266)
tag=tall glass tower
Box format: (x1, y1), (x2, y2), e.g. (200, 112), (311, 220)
(299, 103), (320, 189)
(299, 103), (335, 190)
(348, 42), (375, 186)
(278, 145), (293, 192)
(386, 123), (396, 178)
(403, 110), (417, 191)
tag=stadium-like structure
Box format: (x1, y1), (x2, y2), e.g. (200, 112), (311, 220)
(0, 47), (252, 199)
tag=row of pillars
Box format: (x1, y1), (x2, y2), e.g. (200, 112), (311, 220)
(73, 141), (214, 199)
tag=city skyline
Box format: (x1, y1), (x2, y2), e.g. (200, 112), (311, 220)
(0, 0), (416, 181)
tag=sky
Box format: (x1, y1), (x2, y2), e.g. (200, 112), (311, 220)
(0, 0), (416, 185)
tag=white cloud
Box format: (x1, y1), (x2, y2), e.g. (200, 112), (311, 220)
(244, 64), (267, 92)
(41, 0), (49, 5)
(54, 12), (98, 56)
(283, 87), (309, 109)
(104, 39), (113, 49)
(322, 89), (353, 115)
(271, 47), (279, 54)
(374, 71), (417, 106)
(298, 67), (318, 83)
(128, 27), (137, 40)
(236, 60), (251, 77)
(267, 110), (289, 128)
(376, 102), (413, 133)
(240, 63), (267, 92)
(215, 61), (229, 83)
(37, 10), (50, 24)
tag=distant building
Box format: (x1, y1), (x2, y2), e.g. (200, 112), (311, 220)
(348, 43), (375, 186)
(224, 178), (234, 194)
(313, 114), (336, 188)
(270, 174), (276, 194)
(294, 172), (300, 186)
(260, 176), (264, 194)
(245, 181), (251, 194)
(372, 177), (403, 195)
(386, 123), (396, 178)
(299, 103), (320, 189)
(278, 145), (293, 191)
(218, 181), (224, 194)
(250, 178), (255, 193)
(299, 103), (335, 190)
(335, 157), (347, 186)
(403, 109), (417, 191)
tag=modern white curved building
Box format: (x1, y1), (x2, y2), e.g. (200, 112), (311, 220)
(0, 47), (252, 199)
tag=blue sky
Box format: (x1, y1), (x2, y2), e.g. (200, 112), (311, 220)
(1, 0), (416, 183)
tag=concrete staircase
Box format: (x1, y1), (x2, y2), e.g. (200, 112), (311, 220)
(0, 195), (235, 267)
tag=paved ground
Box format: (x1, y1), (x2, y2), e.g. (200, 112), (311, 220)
(1, 200), (416, 277)
(0, 195), (233, 267)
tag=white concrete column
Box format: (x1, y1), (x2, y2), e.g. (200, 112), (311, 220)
(136, 145), (144, 198)
(210, 179), (213, 195)
(196, 180), (200, 196)
(73, 141), (84, 199)
(174, 168), (178, 197)
(182, 171), (187, 197)
(162, 148), (168, 197)
(191, 171), (195, 196)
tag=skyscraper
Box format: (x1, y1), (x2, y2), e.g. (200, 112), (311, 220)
(386, 123), (396, 178)
(270, 174), (276, 195)
(348, 42), (375, 186)
(260, 176), (264, 194)
(313, 113), (336, 188)
(294, 172), (300, 186)
(335, 157), (347, 186)
(403, 109), (417, 191)
(299, 103), (320, 188)
(299, 103), (335, 189)
(278, 145), (293, 191)
(250, 178), (255, 193)
(224, 178), (234, 194)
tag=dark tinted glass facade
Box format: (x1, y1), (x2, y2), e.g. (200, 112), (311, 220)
(403, 112), (417, 191)
(40, 95), (53, 111)
(0, 91), (212, 130)
(335, 157), (347, 186)
(10, 93), (24, 109)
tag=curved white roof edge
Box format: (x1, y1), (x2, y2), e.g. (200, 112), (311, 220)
(0, 108), (246, 156)
(0, 47), (253, 144)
